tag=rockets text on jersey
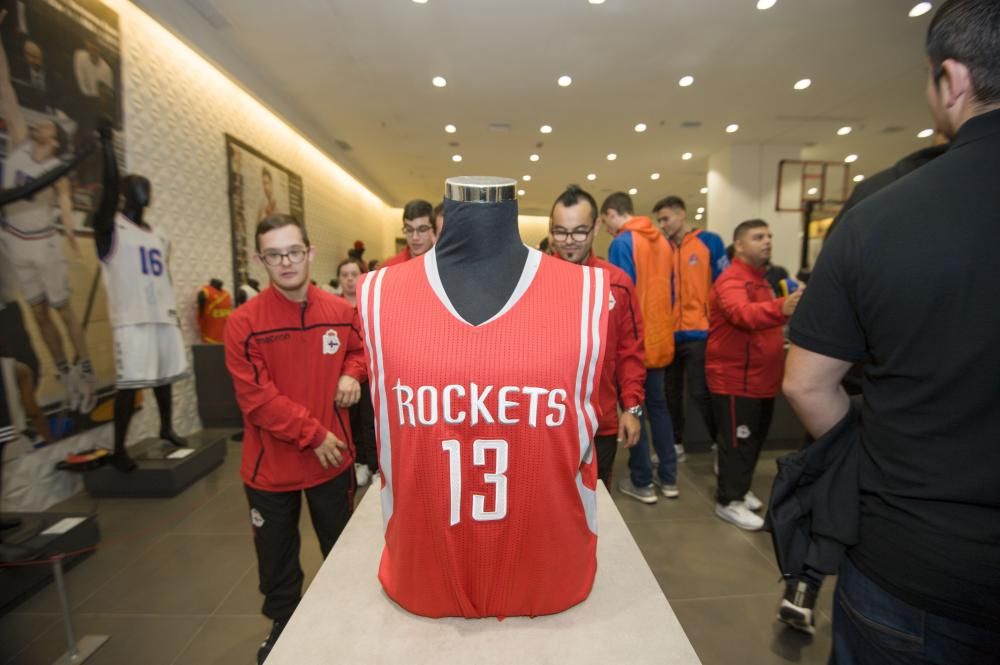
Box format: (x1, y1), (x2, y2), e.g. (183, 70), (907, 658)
(101, 213), (179, 327)
(359, 247), (609, 619)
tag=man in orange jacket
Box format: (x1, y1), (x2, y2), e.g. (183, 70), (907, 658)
(602, 192), (677, 504)
(654, 196), (728, 461)
(549, 185), (646, 488)
(706, 220), (802, 531)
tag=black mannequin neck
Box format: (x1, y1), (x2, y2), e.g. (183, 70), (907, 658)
(434, 199), (529, 325)
(121, 175), (151, 228)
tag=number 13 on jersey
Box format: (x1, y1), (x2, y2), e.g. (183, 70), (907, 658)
(441, 439), (508, 526)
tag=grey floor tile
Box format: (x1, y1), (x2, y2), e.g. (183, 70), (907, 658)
(610, 476), (718, 523)
(5, 614), (205, 665)
(76, 534), (254, 615)
(170, 615), (270, 665)
(672, 594), (832, 665)
(0, 613), (59, 665)
(213, 566), (262, 616)
(630, 519), (781, 600)
(170, 483), (253, 535)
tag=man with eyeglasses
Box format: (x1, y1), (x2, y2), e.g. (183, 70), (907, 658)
(549, 185), (646, 488)
(382, 199), (437, 267)
(224, 214), (366, 665)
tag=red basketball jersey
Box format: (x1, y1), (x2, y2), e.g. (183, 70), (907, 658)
(358, 248), (609, 619)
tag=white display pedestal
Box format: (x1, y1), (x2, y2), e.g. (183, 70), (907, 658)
(267, 485), (702, 665)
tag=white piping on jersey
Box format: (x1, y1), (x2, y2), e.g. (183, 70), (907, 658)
(583, 267), (605, 463)
(365, 268), (394, 531)
(423, 246), (543, 327)
(572, 267), (600, 535)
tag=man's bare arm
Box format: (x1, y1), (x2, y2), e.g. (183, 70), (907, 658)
(782, 344), (852, 439)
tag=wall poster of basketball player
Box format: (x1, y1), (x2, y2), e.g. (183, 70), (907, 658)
(0, 0), (124, 446)
(224, 135), (306, 293)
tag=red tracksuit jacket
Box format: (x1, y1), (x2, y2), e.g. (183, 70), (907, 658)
(582, 254), (646, 435)
(705, 258), (788, 399)
(224, 284), (366, 492)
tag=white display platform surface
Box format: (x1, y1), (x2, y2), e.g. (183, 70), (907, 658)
(267, 485), (703, 665)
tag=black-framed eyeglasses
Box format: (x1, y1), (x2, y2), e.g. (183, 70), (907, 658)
(402, 225), (433, 236)
(551, 227), (594, 243)
(259, 247), (308, 266)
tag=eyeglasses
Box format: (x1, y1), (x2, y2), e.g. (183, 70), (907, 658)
(551, 227), (594, 243)
(259, 247), (308, 266)
(402, 225), (433, 236)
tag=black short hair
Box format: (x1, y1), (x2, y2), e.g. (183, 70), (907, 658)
(652, 196), (686, 213)
(403, 199), (434, 231)
(255, 213), (309, 253)
(600, 192), (634, 216)
(733, 219), (769, 242)
(926, 0), (1000, 106)
(550, 184), (598, 224)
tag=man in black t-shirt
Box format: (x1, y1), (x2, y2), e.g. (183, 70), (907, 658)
(783, 1), (1000, 662)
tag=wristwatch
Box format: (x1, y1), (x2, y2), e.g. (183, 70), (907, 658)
(625, 405), (644, 418)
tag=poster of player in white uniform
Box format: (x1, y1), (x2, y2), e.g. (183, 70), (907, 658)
(225, 135), (306, 294)
(0, 0), (123, 445)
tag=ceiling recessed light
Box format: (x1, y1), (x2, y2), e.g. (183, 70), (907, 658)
(837, 126), (852, 136)
(634, 122), (647, 133)
(451, 154), (462, 162)
(432, 76), (447, 88)
(558, 75), (572, 87)
(726, 123), (740, 133)
(908, 2), (932, 18)
(700, 186), (709, 194)
(697, 207), (705, 213)
(522, 175), (532, 182)
(794, 78), (812, 90)
(853, 174), (865, 183)
(844, 154), (859, 163)
(918, 128), (934, 138)
(587, 173), (597, 181)
(807, 187), (819, 196)
(607, 153), (617, 161)
(650, 172), (660, 180)
(518, 189), (526, 196)
(682, 152), (693, 160)
(540, 125), (553, 134)
(695, 213), (704, 221)
(413, 0), (428, 4)
(529, 154), (540, 162)
(757, 0), (777, 9)
(444, 124), (457, 133)
(628, 188), (638, 195)
(678, 75), (695, 87)
(588, 0), (606, 4)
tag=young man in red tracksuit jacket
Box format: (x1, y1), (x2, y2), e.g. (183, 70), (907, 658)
(548, 185), (646, 487)
(224, 214), (366, 664)
(705, 220), (802, 531)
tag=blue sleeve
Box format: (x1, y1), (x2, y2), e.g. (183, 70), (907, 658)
(701, 231), (729, 282)
(608, 233), (637, 285)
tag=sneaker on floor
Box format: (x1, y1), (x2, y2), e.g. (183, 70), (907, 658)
(354, 463), (371, 487)
(652, 476), (680, 499)
(74, 363), (97, 414)
(674, 443), (687, 463)
(257, 619), (287, 664)
(778, 580), (818, 635)
(618, 478), (658, 504)
(744, 490), (763, 512)
(715, 501), (764, 530)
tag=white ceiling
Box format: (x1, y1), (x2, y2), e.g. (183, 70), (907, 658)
(137, 0), (939, 216)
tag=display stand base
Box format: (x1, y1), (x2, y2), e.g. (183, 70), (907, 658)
(52, 634), (109, 665)
(83, 430), (227, 498)
(0, 512), (100, 612)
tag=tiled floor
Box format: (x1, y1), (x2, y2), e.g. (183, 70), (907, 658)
(1, 439), (833, 665)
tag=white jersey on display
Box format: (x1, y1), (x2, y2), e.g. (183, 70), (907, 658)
(1, 142), (61, 238)
(101, 213), (179, 327)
